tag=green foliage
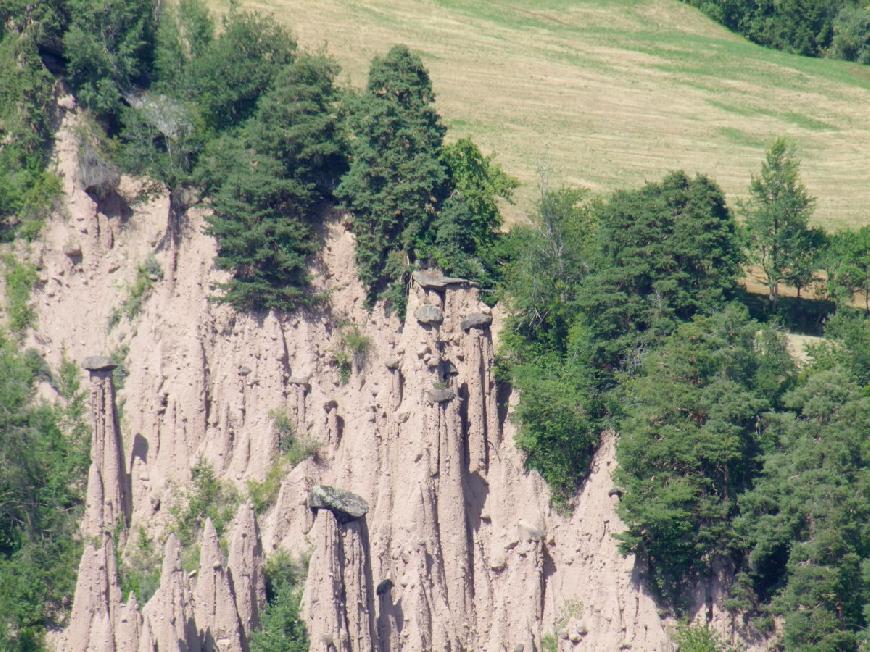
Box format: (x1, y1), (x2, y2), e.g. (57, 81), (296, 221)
(682, 0), (865, 61)
(826, 226), (870, 311)
(250, 551), (309, 652)
(431, 139), (517, 286)
(0, 30), (61, 240)
(615, 305), (793, 605)
(248, 411), (318, 514)
(331, 323), (371, 384)
(581, 171), (743, 373)
(64, 0), (158, 120)
(185, 10), (295, 133)
(831, 4), (870, 63)
(109, 254), (162, 329)
(734, 365), (868, 650)
(0, 338), (89, 650)
(118, 527), (161, 604)
(337, 45), (449, 310)
(673, 622), (729, 651)
(204, 53), (346, 312)
(170, 461), (239, 556)
(3, 256), (38, 334)
(743, 138), (816, 305)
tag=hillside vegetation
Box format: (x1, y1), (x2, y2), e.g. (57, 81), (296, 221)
(218, 0), (870, 230)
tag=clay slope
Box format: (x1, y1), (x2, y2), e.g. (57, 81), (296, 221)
(30, 99), (767, 650)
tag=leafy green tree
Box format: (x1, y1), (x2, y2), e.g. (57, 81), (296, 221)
(204, 54), (346, 312)
(245, 54), (347, 199)
(153, 0), (214, 91)
(500, 187), (601, 502)
(206, 145), (318, 311)
(831, 4), (870, 63)
(503, 187), (597, 349)
(251, 552), (309, 652)
(430, 139), (517, 284)
(784, 226), (827, 299)
(0, 29), (60, 240)
(185, 10), (295, 132)
(734, 368), (868, 651)
(683, 0), (860, 60)
(826, 226), (870, 311)
(580, 171), (742, 374)
(336, 45), (449, 310)
(0, 344), (90, 650)
(743, 139), (816, 306)
(616, 305), (793, 605)
(64, 0), (158, 120)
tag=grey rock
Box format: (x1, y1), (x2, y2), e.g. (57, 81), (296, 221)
(426, 387), (455, 404)
(82, 355), (117, 371)
(411, 269), (468, 290)
(78, 140), (120, 198)
(309, 485), (369, 523)
(414, 304), (443, 325)
(608, 487), (624, 500)
(288, 376), (310, 388)
(461, 312), (493, 331)
(238, 366), (252, 376)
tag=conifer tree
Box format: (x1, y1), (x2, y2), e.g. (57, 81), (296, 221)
(205, 55), (346, 311)
(336, 45), (448, 310)
(743, 139), (815, 306)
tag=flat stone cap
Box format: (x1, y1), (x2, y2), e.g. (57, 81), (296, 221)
(426, 387), (455, 404)
(412, 269), (468, 290)
(461, 312), (493, 331)
(414, 304), (443, 325)
(82, 355), (117, 371)
(309, 485), (369, 523)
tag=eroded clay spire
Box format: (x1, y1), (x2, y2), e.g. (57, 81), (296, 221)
(194, 518), (245, 652)
(227, 503), (266, 640)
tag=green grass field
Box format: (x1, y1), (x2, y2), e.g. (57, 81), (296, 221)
(225, 0), (869, 229)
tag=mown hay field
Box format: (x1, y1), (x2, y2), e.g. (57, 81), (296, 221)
(215, 0), (870, 230)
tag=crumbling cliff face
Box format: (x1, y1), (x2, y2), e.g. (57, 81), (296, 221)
(29, 101), (768, 651)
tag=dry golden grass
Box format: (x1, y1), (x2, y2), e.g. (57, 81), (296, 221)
(213, 0), (870, 230)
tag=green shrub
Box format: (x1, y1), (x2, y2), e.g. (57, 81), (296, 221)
(673, 623), (729, 652)
(250, 551), (309, 652)
(3, 256), (38, 334)
(831, 4), (870, 64)
(0, 30), (59, 241)
(0, 337), (89, 649)
(249, 412), (319, 514)
(109, 254), (162, 329)
(117, 527), (161, 604)
(170, 461), (239, 557)
(331, 323), (371, 384)
(63, 0), (158, 121)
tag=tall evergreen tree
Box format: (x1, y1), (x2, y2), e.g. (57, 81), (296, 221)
(63, 0), (158, 120)
(734, 367), (868, 650)
(336, 45), (448, 310)
(615, 305), (793, 605)
(580, 171), (743, 373)
(743, 139), (816, 306)
(205, 54), (346, 312)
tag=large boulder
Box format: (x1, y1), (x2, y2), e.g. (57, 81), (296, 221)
(461, 312), (493, 331)
(412, 270), (468, 290)
(426, 387), (455, 404)
(309, 485), (369, 524)
(415, 304), (444, 325)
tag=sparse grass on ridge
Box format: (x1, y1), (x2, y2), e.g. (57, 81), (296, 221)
(224, 0), (870, 230)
